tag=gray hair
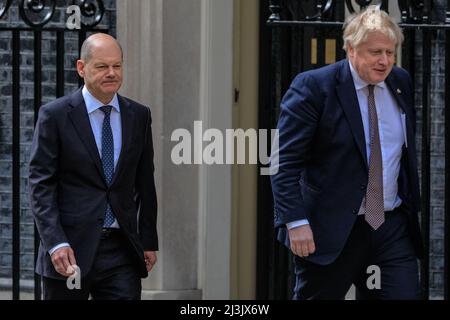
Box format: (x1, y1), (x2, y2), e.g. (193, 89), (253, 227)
(343, 5), (403, 51)
(80, 33), (123, 62)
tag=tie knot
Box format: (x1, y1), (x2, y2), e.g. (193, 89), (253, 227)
(367, 84), (375, 95)
(100, 105), (113, 116)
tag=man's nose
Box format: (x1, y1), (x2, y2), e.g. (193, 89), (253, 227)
(379, 53), (389, 65)
(106, 66), (115, 77)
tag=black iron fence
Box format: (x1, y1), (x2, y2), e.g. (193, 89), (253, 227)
(258, 0), (450, 300)
(0, 0), (110, 300)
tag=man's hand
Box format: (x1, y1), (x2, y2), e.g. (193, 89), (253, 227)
(144, 251), (157, 272)
(50, 247), (77, 277)
(288, 224), (316, 257)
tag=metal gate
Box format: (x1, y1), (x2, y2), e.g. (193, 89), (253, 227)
(258, 0), (450, 300)
(0, 0), (110, 300)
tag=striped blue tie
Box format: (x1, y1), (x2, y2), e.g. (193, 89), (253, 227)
(100, 106), (115, 227)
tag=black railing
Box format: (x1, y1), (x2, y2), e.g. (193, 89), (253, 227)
(0, 0), (109, 300)
(259, 0), (450, 300)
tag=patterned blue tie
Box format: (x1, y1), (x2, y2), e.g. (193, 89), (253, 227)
(100, 106), (115, 227)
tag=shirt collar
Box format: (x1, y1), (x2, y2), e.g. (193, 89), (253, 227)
(82, 86), (120, 114)
(348, 60), (386, 91)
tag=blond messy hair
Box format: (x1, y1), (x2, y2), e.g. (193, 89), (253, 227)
(343, 5), (403, 51)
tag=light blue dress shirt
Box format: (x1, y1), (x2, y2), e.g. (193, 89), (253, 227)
(49, 86), (122, 255)
(287, 61), (405, 230)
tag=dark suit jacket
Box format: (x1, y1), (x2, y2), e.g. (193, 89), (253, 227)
(29, 88), (158, 280)
(271, 59), (423, 265)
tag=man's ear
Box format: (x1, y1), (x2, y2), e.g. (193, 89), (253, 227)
(76, 60), (85, 78)
(347, 44), (355, 59)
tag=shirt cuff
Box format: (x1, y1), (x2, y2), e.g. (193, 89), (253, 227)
(48, 243), (70, 255)
(286, 219), (310, 230)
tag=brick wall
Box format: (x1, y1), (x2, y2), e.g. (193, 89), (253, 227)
(0, 0), (116, 283)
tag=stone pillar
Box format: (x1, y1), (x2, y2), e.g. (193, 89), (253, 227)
(117, 0), (202, 299)
(117, 0), (233, 300)
(197, 0), (233, 299)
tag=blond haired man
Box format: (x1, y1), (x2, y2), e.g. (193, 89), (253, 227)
(271, 6), (423, 299)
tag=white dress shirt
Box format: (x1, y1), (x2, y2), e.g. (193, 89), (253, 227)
(287, 61), (405, 230)
(49, 86), (122, 255)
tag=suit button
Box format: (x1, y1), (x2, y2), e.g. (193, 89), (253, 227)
(360, 184), (366, 190)
(352, 209), (358, 214)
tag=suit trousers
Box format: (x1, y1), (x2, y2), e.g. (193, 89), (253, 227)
(42, 229), (141, 300)
(293, 206), (421, 300)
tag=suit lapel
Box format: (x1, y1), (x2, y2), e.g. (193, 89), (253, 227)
(68, 89), (106, 184)
(336, 60), (368, 169)
(110, 95), (134, 186)
(385, 73), (414, 146)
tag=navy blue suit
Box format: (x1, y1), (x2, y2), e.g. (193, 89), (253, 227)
(29, 89), (157, 299)
(271, 60), (423, 299)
